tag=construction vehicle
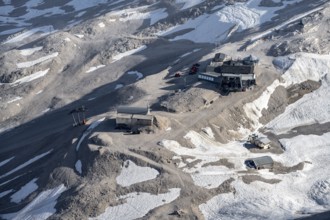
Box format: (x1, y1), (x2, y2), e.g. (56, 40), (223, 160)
(247, 134), (271, 149)
(69, 105), (88, 127)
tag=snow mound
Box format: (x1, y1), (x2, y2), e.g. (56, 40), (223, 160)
(116, 160), (159, 187)
(127, 71), (143, 80)
(310, 180), (330, 206)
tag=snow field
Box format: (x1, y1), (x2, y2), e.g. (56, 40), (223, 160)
(11, 178), (38, 203)
(116, 160), (159, 187)
(243, 53), (330, 134)
(1, 184), (67, 220)
(163, 0), (306, 43)
(200, 132), (330, 219)
(89, 188), (181, 220)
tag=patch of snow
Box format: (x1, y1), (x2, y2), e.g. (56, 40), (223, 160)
(98, 22), (105, 28)
(7, 97), (22, 104)
(11, 69), (50, 85)
(115, 84), (124, 90)
(76, 11), (86, 17)
(166, 127), (172, 131)
(89, 188), (181, 220)
(35, 90), (43, 95)
(175, 0), (205, 10)
(127, 96), (134, 101)
(116, 160), (159, 187)
(0, 150), (53, 179)
(19, 46), (43, 56)
(0, 27), (24, 36)
(127, 71), (143, 81)
(11, 178), (38, 203)
(0, 175), (21, 187)
(86, 65), (105, 73)
(0, 190), (13, 198)
(17, 52), (58, 68)
(0, 156), (14, 167)
(76, 117), (105, 151)
(88, 97), (96, 101)
(111, 45), (147, 62)
(64, 37), (71, 42)
(202, 127), (214, 139)
(42, 108), (50, 113)
(1, 184), (66, 220)
(3, 26), (55, 44)
(66, 0), (108, 11)
(75, 34), (84, 38)
(75, 160), (82, 174)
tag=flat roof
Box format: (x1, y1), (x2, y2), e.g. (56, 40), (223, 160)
(251, 156), (273, 166)
(132, 114), (154, 120)
(117, 106), (149, 115)
(198, 72), (221, 78)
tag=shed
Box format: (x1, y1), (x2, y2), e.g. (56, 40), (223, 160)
(131, 114), (154, 126)
(116, 105), (153, 129)
(247, 156), (274, 170)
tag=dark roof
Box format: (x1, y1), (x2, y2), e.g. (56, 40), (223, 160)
(213, 53), (226, 62)
(251, 156), (273, 167)
(117, 106), (149, 115)
(214, 61), (255, 74)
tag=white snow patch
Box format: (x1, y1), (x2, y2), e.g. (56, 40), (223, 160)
(115, 84), (124, 90)
(75, 34), (84, 38)
(76, 117), (105, 151)
(0, 190), (13, 198)
(7, 97), (22, 104)
(127, 71), (143, 80)
(113, 8), (168, 25)
(11, 69), (50, 85)
(175, 0), (205, 10)
(42, 108), (50, 113)
(17, 52), (58, 68)
(116, 160), (159, 187)
(0, 156), (14, 167)
(202, 127), (214, 139)
(111, 45), (146, 62)
(98, 22), (105, 28)
(1, 184), (66, 220)
(3, 26), (55, 44)
(35, 90), (43, 95)
(75, 160), (82, 174)
(89, 188), (181, 220)
(0, 150), (53, 179)
(19, 47), (43, 56)
(11, 178), (38, 203)
(0, 27), (24, 36)
(86, 65), (105, 73)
